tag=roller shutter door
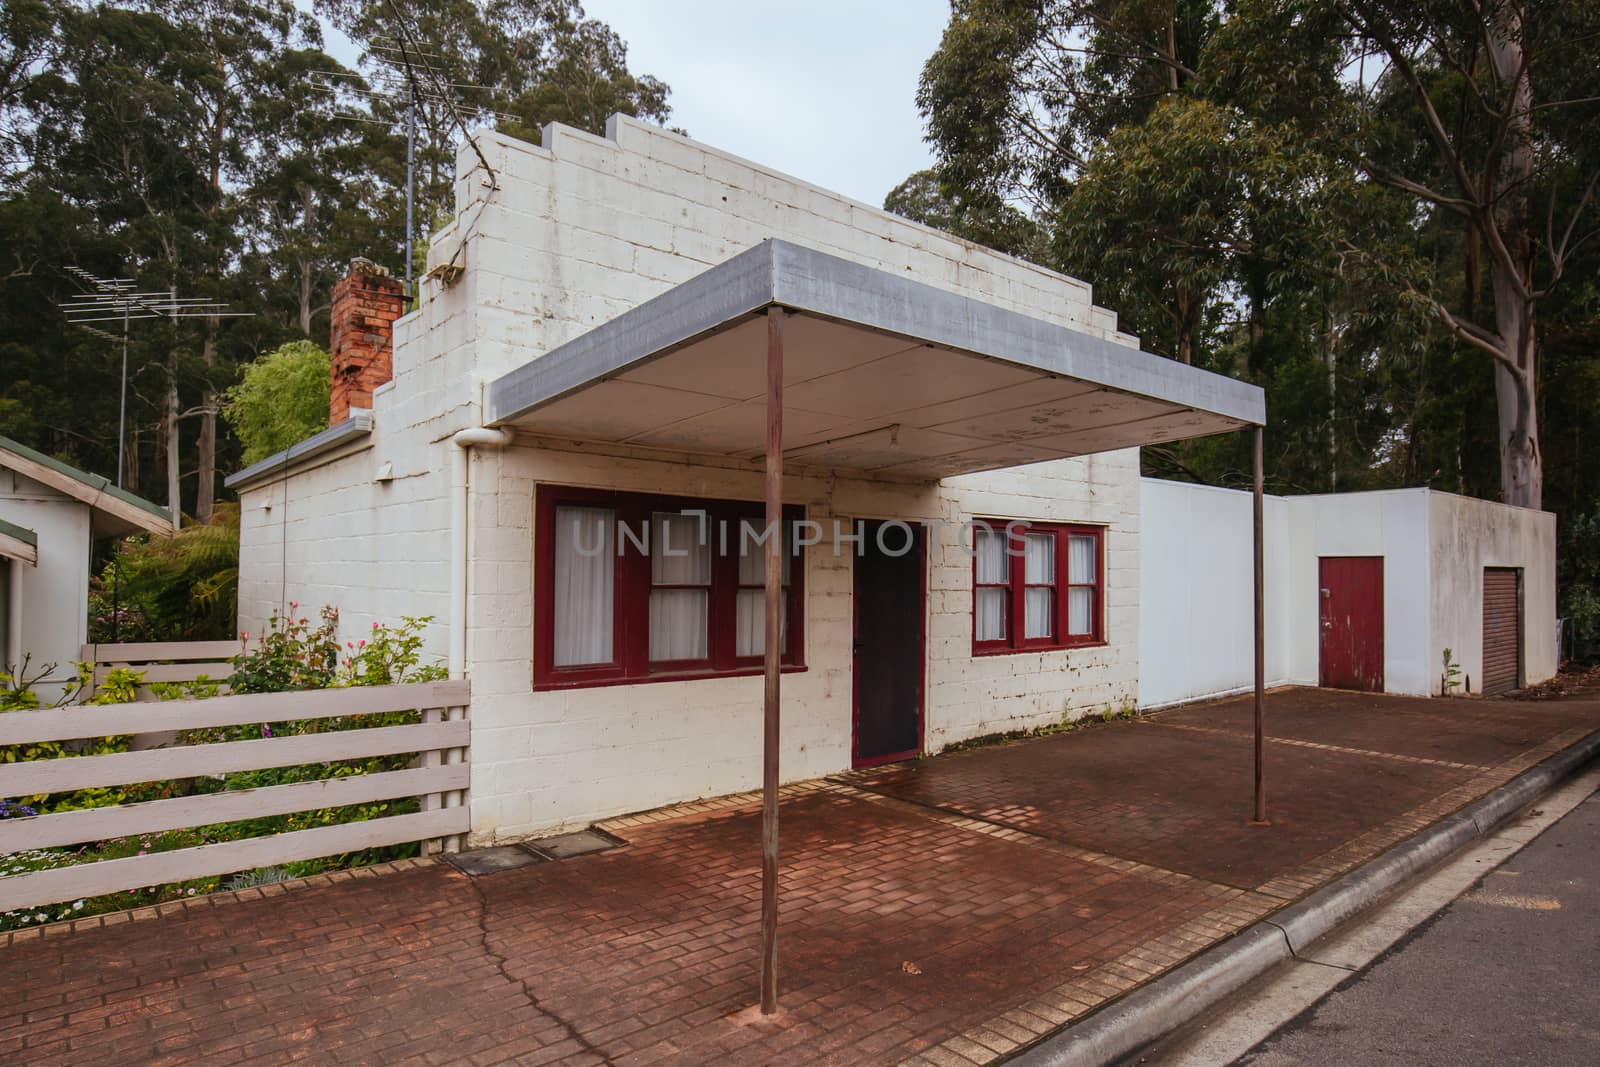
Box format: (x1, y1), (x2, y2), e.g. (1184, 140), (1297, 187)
(1482, 568), (1521, 696)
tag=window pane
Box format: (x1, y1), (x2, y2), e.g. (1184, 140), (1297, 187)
(1024, 587), (1053, 639)
(1069, 534), (1097, 584)
(736, 588), (788, 656)
(1068, 587), (1094, 636)
(1024, 532), (1055, 583)
(652, 512), (710, 585)
(738, 518), (790, 585)
(553, 506), (614, 667)
(974, 527), (1007, 584)
(650, 589), (709, 661)
(975, 587), (1007, 641)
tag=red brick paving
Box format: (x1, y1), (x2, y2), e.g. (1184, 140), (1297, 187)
(3, 689), (1597, 1066)
(0, 792), (1219, 1066)
(1158, 689), (1599, 768)
(851, 720), (1472, 888)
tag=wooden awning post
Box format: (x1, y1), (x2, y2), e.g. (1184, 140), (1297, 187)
(1252, 425), (1268, 825)
(760, 306), (784, 1014)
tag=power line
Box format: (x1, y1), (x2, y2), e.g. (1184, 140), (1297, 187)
(309, 26), (511, 298)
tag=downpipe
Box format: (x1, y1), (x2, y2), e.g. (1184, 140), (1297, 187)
(449, 426), (514, 679)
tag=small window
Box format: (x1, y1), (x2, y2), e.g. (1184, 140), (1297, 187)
(973, 526), (1009, 642)
(535, 489), (805, 689)
(972, 521), (1103, 654)
(736, 518), (790, 657)
(649, 511), (711, 664)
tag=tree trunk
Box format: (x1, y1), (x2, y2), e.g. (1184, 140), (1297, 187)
(1173, 286), (1196, 365)
(1485, 2), (1542, 509)
(196, 392), (216, 524)
(196, 321), (217, 524)
(1322, 296), (1338, 490)
(298, 183), (316, 336)
(163, 373), (181, 529)
(125, 424), (140, 496)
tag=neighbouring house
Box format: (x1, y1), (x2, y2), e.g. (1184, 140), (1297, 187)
(0, 435), (174, 700)
(228, 116), (1557, 845)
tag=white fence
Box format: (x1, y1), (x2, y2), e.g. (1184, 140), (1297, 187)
(0, 680), (469, 913)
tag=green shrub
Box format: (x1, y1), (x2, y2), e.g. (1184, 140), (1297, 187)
(1, 607), (448, 932)
(90, 505), (240, 643)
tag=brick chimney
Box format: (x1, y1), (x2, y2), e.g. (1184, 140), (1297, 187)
(329, 258), (405, 425)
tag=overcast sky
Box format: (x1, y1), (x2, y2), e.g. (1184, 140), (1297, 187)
(581, 1), (947, 206)
(308, 1), (948, 208)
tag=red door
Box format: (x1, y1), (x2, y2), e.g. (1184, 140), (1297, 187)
(1319, 556), (1384, 692)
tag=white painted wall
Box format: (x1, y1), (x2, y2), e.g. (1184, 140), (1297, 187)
(0, 468), (91, 702)
(237, 115), (1148, 843)
(1139, 479), (1556, 705)
(1428, 493), (1557, 693)
(1138, 480), (1291, 708)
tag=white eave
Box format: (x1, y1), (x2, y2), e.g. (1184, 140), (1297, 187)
(0, 435), (173, 538)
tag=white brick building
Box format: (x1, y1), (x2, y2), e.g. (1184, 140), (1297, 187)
(229, 116), (1554, 844)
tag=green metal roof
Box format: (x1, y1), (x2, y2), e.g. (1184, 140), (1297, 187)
(0, 515), (36, 548)
(0, 433), (172, 528)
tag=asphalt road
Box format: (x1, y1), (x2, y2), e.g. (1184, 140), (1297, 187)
(1238, 789), (1600, 1066)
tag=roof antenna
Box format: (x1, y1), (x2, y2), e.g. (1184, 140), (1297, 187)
(57, 267), (252, 519)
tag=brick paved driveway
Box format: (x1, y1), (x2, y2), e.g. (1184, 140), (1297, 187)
(3, 689), (1597, 1066)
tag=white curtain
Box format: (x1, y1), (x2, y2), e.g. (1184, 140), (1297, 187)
(736, 590), (787, 656)
(737, 519), (789, 656)
(650, 512), (710, 661)
(552, 506), (614, 666)
(1068, 534), (1096, 636)
(974, 527), (1007, 641)
(1024, 532), (1054, 639)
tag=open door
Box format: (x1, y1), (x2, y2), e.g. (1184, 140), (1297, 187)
(1319, 556), (1384, 692)
(853, 521), (924, 767)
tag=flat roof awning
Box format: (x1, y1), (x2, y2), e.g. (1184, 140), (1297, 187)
(487, 240), (1264, 479)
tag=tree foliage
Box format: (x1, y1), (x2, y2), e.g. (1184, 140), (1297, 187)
(223, 339), (330, 465)
(0, 0), (669, 521)
(905, 0), (1600, 516)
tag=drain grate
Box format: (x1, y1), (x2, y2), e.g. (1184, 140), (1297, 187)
(444, 828), (627, 876)
(444, 844), (547, 877)
(526, 827), (627, 860)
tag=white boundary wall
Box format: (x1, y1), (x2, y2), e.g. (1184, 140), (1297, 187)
(1139, 479), (1556, 706)
(237, 116), (1149, 842)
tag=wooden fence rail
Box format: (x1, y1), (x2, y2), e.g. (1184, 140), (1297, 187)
(0, 679), (469, 914)
(80, 640), (244, 699)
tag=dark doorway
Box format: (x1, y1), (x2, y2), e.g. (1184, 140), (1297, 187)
(1482, 567), (1523, 696)
(853, 520), (924, 767)
(1319, 556), (1385, 692)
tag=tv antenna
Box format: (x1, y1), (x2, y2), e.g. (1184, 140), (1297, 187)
(57, 267), (253, 518)
(310, 34), (512, 298)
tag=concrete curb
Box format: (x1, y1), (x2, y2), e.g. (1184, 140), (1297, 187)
(1009, 727), (1600, 1067)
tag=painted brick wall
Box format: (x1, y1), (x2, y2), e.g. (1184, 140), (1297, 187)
(237, 114), (1148, 841)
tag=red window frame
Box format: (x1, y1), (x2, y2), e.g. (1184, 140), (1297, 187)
(534, 486), (806, 690)
(971, 520), (1105, 655)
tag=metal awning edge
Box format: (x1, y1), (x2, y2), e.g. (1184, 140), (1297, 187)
(488, 242), (776, 424)
(224, 411), (373, 491)
(486, 239), (1266, 430)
